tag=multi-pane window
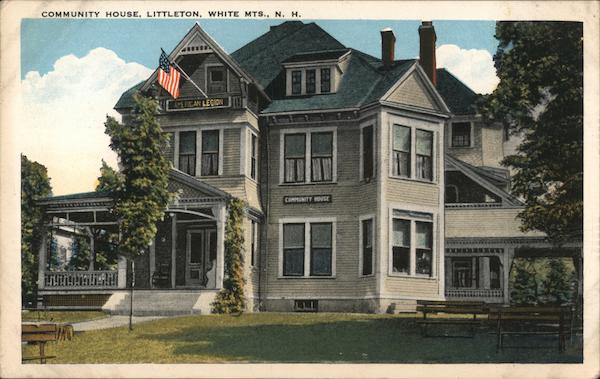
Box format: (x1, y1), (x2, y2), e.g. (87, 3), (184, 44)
(251, 220), (258, 267)
(284, 134), (306, 183)
(283, 223), (305, 276)
(392, 125), (411, 177)
(306, 69), (316, 94)
(451, 122), (471, 147)
(392, 219), (411, 274)
(179, 131), (196, 176)
(320, 68), (331, 93)
(251, 134), (257, 180)
(311, 132), (333, 182)
(452, 258), (473, 288)
(207, 66), (226, 93)
(362, 126), (374, 181)
(282, 220), (334, 277)
(416, 129), (433, 181)
(291, 70), (302, 95)
(415, 222), (433, 276)
(201, 130), (219, 176)
(361, 218), (374, 276)
(310, 223), (332, 276)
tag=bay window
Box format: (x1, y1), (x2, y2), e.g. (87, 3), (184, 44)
(390, 210), (435, 277)
(392, 125), (411, 177)
(311, 132), (333, 182)
(391, 124), (436, 182)
(251, 134), (257, 180)
(201, 130), (220, 176)
(416, 130), (433, 181)
(284, 134), (306, 183)
(178, 131), (196, 176)
(281, 219), (335, 277)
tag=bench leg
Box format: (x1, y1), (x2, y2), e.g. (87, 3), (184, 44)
(39, 342), (45, 364)
(496, 319), (502, 353)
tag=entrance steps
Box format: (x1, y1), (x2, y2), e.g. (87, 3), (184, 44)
(102, 290), (219, 316)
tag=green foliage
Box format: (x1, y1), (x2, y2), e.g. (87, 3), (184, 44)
(540, 258), (575, 305)
(101, 94), (172, 259)
(212, 199), (246, 314)
(478, 22), (583, 244)
(68, 235), (91, 271)
(21, 155), (52, 305)
(510, 259), (538, 306)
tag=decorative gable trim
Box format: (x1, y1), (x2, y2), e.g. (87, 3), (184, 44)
(169, 168), (231, 200)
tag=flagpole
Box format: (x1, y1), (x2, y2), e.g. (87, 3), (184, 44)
(162, 48), (207, 98)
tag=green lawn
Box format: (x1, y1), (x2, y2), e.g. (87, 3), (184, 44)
(22, 312), (582, 363)
(22, 310), (108, 323)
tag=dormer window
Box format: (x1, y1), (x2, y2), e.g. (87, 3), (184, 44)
(207, 66), (226, 94)
(320, 68), (331, 93)
(306, 69), (316, 94)
(291, 71), (302, 95)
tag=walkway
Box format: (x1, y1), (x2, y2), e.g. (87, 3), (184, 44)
(72, 315), (165, 331)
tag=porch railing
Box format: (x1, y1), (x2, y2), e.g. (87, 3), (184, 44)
(44, 271), (118, 289)
(446, 288), (504, 298)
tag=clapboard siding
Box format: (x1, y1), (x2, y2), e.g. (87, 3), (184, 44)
(158, 109), (258, 128)
(384, 277), (440, 297)
(177, 53), (242, 99)
(446, 208), (544, 238)
(386, 180), (440, 208)
(222, 128), (240, 176)
(481, 125), (504, 168)
(244, 177), (262, 211)
(446, 119), (484, 167)
(201, 176), (246, 199)
(387, 73), (438, 111)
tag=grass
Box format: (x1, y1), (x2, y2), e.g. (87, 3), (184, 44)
(22, 312), (583, 364)
(22, 310), (108, 323)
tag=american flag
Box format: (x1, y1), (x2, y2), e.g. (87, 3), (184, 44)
(157, 51), (181, 99)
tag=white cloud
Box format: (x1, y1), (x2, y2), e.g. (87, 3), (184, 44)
(21, 48), (152, 195)
(436, 44), (499, 95)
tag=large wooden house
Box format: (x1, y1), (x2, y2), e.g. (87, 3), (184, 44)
(35, 21), (582, 314)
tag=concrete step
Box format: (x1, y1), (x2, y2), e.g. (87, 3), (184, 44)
(102, 290), (219, 316)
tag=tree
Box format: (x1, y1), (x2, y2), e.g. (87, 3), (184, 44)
(540, 258), (574, 306)
(510, 259), (538, 306)
(212, 198), (246, 314)
(21, 155), (52, 306)
(101, 94), (172, 328)
(478, 22), (583, 245)
(68, 235), (91, 271)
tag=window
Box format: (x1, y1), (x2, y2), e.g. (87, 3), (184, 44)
(415, 222), (433, 276)
(452, 258), (473, 288)
(291, 70), (302, 95)
(390, 210), (435, 277)
(416, 130), (433, 181)
(201, 130), (219, 176)
(281, 220), (335, 277)
(320, 68), (331, 93)
(281, 129), (336, 184)
(392, 125), (411, 177)
(284, 134), (306, 183)
(310, 223), (332, 276)
(451, 122), (471, 147)
(362, 126), (374, 181)
(251, 220), (258, 266)
(392, 219), (410, 274)
(283, 224), (305, 276)
(250, 134), (257, 180)
(490, 256), (501, 289)
(361, 218), (374, 276)
(306, 69), (316, 94)
(311, 132), (333, 182)
(207, 66), (226, 93)
(179, 131), (196, 176)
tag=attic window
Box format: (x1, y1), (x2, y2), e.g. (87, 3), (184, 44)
(291, 71), (302, 95)
(207, 66), (226, 93)
(451, 122), (471, 147)
(320, 68), (331, 93)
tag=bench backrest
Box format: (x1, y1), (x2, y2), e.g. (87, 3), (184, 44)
(22, 324), (58, 342)
(417, 300), (485, 307)
(488, 306), (571, 320)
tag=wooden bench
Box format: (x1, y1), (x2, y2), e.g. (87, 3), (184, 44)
(416, 300), (488, 337)
(22, 323), (74, 363)
(489, 306), (572, 352)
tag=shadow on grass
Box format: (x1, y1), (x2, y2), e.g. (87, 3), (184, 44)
(140, 316), (583, 363)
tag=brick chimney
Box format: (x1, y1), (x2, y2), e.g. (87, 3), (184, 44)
(380, 27), (396, 69)
(419, 21), (437, 86)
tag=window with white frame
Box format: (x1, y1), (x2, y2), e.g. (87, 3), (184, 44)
(282, 129), (336, 184)
(306, 69), (316, 94)
(250, 133), (258, 180)
(451, 122), (471, 147)
(291, 70), (302, 95)
(390, 210), (434, 277)
(320, 68), (331, 93)
(201, 130), (219, 176)
(391, 124), (435, 182)
(361, 125), (374, 181)
(281, 219), (335, 277)
(360, 218), (374, 276)
(179, 131), (196, 176)
(250, 220), (258, 266)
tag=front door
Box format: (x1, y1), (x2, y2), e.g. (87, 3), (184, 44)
(186, 229), (217, 287)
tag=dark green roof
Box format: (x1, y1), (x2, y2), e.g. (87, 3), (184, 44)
(282, 49), (350, 63)
(114, 81), (144, 110)
(435, 68), (479, 115)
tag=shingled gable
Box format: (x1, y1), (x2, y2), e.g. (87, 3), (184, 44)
(445, 154), (523, 207)
(168, 168), (230, 200)
(380, 62), (450, 115)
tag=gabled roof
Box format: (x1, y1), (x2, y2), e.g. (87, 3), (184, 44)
(282, 49), (350, 64)
(169, 168), (231, 200)
(435, 68), (480, 115)
(445, 155), (522, 207)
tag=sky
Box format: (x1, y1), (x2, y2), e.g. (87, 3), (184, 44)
(20, 19), (500, 195)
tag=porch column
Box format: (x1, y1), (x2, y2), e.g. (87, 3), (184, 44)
(503, 247), (515, 304)
(37, 226), (48, 291)
(214, 204), (226, 289)
(171, 213), (177, 288)
(88, 228), (95, 271)
(481, 257), (491, 289)
(117, 256), (127, 289)
(149, 238), (156, 288)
